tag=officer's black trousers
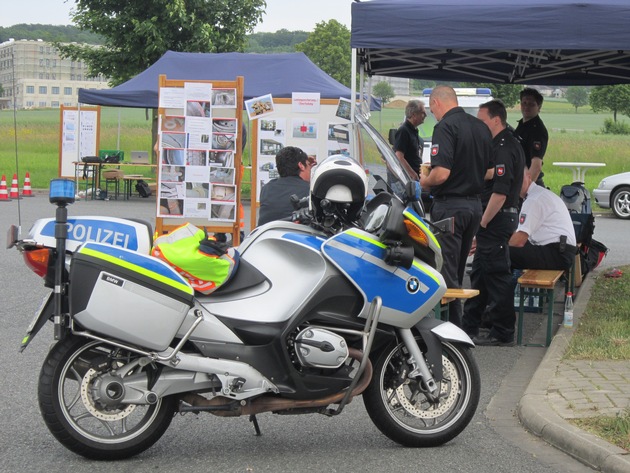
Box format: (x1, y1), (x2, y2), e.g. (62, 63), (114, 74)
(431, 197), (482, 327)
(462, 212), (518, 341)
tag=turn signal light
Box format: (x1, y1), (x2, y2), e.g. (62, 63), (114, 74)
(404, 219), (429, 247)
(23, 248), (51, 278)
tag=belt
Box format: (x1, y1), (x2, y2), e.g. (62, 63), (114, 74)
(433, 194), (480, 202)
(499, 207), (519, 213)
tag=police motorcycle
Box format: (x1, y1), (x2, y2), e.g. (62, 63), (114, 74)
(7, 116), (480, 460)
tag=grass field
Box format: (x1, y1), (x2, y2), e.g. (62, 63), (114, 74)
(2, 99), (630, 195)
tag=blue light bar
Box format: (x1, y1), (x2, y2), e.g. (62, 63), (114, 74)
(49, 179), (76, 205)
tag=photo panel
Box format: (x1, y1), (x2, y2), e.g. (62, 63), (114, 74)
(209, 167), (236, 185)
(160, 165), (185, 182)
(211, 88), (236, 108)
(208, 151), (234, 167)
(184, 199), (210, 219)
(186, 149), (207, 166)
(161, 116), (185, 133)
(210, 202), (236, 221)
(159, 198), (184, 217)
(210, 184), (237, 202)
(211, 133), (236, 152)
(185, 182), (209, 199)
(161, 132), (186, 149)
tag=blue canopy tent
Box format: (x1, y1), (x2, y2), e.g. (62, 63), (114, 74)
(351, 0), (630, 85)
(79, 51), (378, 108)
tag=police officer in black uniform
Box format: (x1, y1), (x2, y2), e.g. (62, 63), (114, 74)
(419, 85), (492, 327)
(515, 88), (548, 186)
(462, 100), (525, 346)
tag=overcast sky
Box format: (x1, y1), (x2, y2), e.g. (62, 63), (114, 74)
(1, 0), (353, 32)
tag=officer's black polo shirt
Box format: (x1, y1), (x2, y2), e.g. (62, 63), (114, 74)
(429, 107), (492, 198)
(481, 128), (525, 209)
(515, 114), (548, 168)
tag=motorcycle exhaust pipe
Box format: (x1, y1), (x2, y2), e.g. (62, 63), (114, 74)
(181, 348), (372, 417)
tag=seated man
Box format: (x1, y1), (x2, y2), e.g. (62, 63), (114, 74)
(258, 146), (314, 226)
(509, 167), (577, 271)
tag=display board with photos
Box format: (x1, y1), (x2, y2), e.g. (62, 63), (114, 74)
(59, 105), (101, 178)
(155, 75), (245, 243)
(249, 95), (353, 229)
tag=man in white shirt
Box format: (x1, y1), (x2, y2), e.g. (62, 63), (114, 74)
(509, 168), (577, 271)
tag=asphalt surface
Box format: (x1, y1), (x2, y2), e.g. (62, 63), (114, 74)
(0, 194), (625, 472)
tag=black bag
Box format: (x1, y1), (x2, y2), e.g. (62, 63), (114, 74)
(135, 180), (152, 198)
(580, 238), (609, 275)
(81, 156), (101, 164)
(103, 153), (122, 164)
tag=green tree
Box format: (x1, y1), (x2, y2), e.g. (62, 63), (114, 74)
(55, 0), (266, 86)
(295, 20), (351, 87)
(373, 81), (395, 105)
(565, 86), (589, 113)
(246, 29), (308, 53)
(589, 85), (630, 122)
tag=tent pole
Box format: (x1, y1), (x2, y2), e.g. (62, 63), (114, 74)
(117, 108), (121, 150)
(351, 48), (357, 123)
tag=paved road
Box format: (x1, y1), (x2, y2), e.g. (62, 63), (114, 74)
(1, 196), (619, 472)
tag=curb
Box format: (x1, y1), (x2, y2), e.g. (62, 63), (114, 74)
(517, 269), (630, 473)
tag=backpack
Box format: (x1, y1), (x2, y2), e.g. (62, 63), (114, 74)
(560, 182), (592, 214)
(560, 182), (595, 246)
(135, 179), (152, 198)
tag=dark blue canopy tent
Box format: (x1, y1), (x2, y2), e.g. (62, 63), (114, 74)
(79, 51), (377, 108)
(351, 0), (630, 85)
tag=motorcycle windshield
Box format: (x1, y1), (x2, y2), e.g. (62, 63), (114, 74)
(350, 113), (418, 203)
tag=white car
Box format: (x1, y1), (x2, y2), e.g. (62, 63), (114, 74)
(592, 172), (630, 219)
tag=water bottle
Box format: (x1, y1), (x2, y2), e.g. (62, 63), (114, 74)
(563, 292), (574, 328)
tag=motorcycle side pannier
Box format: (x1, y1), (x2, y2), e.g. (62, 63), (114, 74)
(70, 242), (194, 351)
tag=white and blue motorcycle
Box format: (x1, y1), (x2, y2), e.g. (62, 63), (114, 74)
(8, 119), (480, 460)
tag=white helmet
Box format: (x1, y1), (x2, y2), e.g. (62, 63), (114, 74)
(310, 155), (368, 221)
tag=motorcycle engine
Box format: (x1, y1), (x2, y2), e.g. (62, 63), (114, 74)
(293, 327), (349, 369)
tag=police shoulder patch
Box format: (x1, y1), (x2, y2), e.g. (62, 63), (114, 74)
(519, 213), (527, 224)
(533, 141), (542, 151)
(496, 164), (505, 177)
(431, 144), (439, 157)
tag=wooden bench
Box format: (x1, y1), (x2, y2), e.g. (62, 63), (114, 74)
(437, 288), (480, 321)
(516, 269), (565, 347)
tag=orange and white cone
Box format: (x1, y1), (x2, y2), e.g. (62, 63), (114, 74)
(9, 173), (20, 200)
(0, 175), (10, 201)
(22, 172), (33, 197)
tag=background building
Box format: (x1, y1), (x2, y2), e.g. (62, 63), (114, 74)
(369, 75), (410, 96)
(0, 38), (109, 109)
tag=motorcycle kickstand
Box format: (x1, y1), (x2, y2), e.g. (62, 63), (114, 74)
(249, 415), (262, 436)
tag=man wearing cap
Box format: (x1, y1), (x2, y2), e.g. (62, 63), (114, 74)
(463, 100), (525, 346)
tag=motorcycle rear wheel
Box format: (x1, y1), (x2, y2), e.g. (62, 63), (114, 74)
(38, 336), (176, 460)
(363, 338), (480, 447)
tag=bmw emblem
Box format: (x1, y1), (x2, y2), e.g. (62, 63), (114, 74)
(406, 277), (420, 294)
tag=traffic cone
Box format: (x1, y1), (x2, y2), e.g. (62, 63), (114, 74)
(21, 172), (34, 197)
(9, 174), (20, 199)
(0, 175), (10, 201)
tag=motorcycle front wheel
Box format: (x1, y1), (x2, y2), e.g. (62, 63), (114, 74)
(38, 336), (176, 460)
(363, 338), (480, 447)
